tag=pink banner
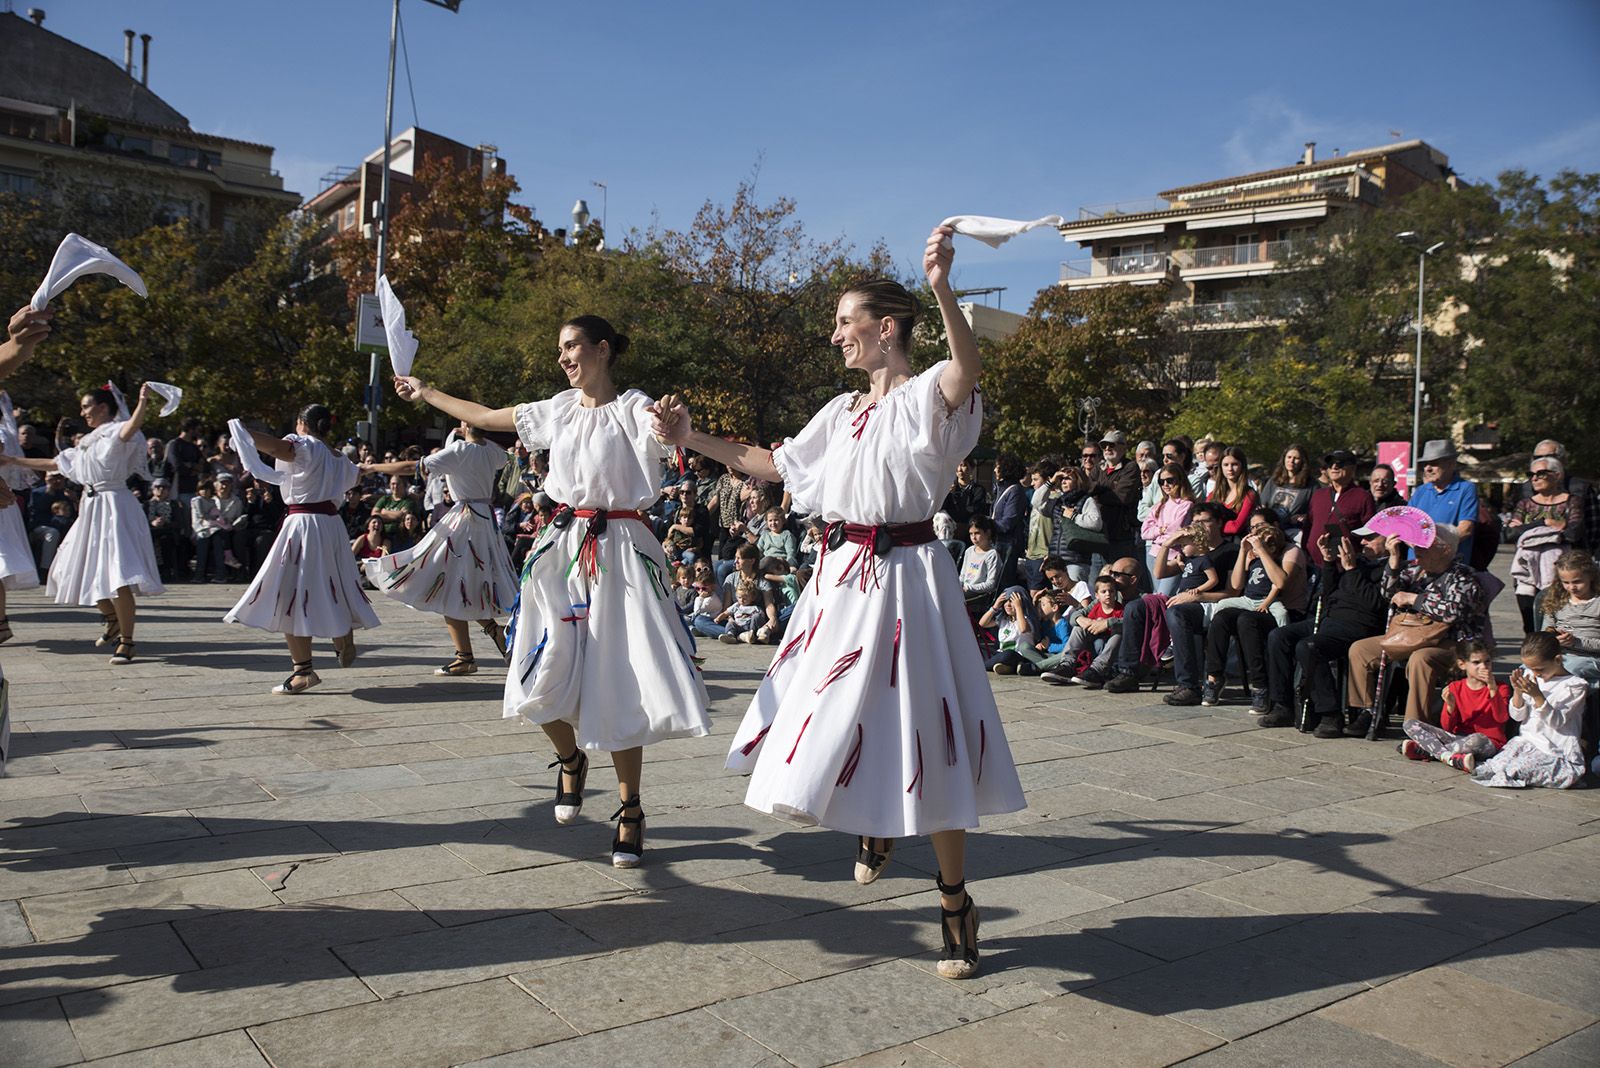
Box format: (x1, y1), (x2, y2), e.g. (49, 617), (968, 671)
(1378, 441), (1411, 498)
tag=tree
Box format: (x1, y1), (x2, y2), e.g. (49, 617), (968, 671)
(647, 176), (893, 442)
(1450, 170), (1600, 470)
(984, 284), (1178, 459)
(327, 155), (541, 319)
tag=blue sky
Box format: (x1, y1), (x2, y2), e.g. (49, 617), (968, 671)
(34, 0), (1600, 308)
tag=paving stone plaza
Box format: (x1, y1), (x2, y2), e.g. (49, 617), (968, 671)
(1, 560), (1595, 1067)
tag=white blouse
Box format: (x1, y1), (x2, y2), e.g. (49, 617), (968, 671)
(279, 434), (359, 505)
(772, 360), (980, 525)
(424, 438), (506, 502)
(55, 421), (144, 490)
(513, 389), (668, 511)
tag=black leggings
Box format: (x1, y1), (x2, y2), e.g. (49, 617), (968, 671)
(1205, 606), (1284, 688)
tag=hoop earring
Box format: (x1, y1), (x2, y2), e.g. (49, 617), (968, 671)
(879, 338), (891, 355)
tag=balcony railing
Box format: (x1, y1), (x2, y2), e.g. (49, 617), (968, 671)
(1179, 239), (1306, 270)
(1105, 250), (1168, 275)
(1060, 252), (1169, 282)
(1076, 197), (1168, 221)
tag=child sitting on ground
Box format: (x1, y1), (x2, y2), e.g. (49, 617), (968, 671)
(1400, 639), (1510, 771)
(717, 581), (768, 645)
(980, 586), (1037, 675)
(671, 562), (696, 617)
(1469, 632), (1588, 788)
(1042, 574), (1124, 687)
(1014, 590), (1071, 674)
(686, 560), (723, 631)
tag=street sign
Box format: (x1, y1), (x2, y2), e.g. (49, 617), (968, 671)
(1378, 441), (1412, 498)
(355, 293), (388, 354)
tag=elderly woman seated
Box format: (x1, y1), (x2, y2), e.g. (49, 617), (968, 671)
(1344, 525), (1488, 730)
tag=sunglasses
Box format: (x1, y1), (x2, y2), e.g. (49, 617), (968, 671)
(1158, 477), (1179, 485)
(1081, 453), (1098, 461)
(1529, 469), (1555, 477)
(1107, 570), (1137, 579)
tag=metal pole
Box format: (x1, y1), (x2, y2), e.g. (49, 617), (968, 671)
(368, 0), (400, 446)
(1411, 250), (1424, 479)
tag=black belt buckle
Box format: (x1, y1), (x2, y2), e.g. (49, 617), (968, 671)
(551, 506), (574, 529)
(872, 526), (892, 557)
(826, 522), (847, 551)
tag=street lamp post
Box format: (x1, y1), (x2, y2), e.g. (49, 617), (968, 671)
(369, 0), (462, 444)
(1395, 231), (1444, 478)
(591, 180), (607, 239)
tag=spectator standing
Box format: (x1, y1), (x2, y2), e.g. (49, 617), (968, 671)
(1094, 430), (1143, 580)
(1369, 463), (1406, 509)
(28, 470), (74, 578)
(163, 417), (206, 504)
(1408, 440), (1479, 564)
(1519, 440), (1598, 553)
(1141, 462), (1195, 596)
(1304, 449), (1377, 569)
(1208, 446), (1258, 539)
(755, 505), (797, 570)
(1191, 439), (1223, 497)
(1257, 443), (1315, 544)
(990, 454), (1028, 588)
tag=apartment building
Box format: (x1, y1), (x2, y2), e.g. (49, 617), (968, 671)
(1056, 140), (1456, 324)
(302, 127), (505, 245)
(0, 10), (299, 228)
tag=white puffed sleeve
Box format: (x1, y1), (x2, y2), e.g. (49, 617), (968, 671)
(513, 398), (558, 452)
(908, 359), (982, 460)
(619, 390), (670, 465)
(772, 393), (852, 516)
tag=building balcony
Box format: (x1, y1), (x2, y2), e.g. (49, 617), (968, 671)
(1174, 239), (1307, 279)
(1059, 251), (1172, 288)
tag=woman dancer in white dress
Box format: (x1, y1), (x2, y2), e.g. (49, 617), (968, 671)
(0, 390), (41, 643)
(223, 404), (379, 694)
(392, 315), (709, 867)
(360, 422), (517, 675)
(653, 225), (1025, 978)
(0, 384), (163, 664)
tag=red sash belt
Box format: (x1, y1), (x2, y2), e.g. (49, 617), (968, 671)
(826, 519), (937, 556)
(287, 501), (338, 516)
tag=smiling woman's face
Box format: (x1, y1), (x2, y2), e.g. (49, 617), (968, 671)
(556, 325), (610, 390)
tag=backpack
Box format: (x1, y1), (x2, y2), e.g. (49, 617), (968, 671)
(1470, 499), (1500, 571)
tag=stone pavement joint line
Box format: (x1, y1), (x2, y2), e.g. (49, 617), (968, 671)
(0, 570), (1594, 1067)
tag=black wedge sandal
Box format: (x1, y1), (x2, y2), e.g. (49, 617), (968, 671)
(94, 607), (120, 648)
(935, 874), (980, 980)
(271, 660), (321, 696)
(478, 619), (508, 660)
(108, 640), (136, 666)
(333, 631), (358, 668)
(854, 836), (895, 885)
(0, 615), (12, 645)
(434, 651), (477, 676)
(549, 748), (588, 824)
(610, 795), (645, 869)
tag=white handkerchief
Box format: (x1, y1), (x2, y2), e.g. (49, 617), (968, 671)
(31, 233), (149, 310)
(377, 274), (419, 378)
(939, 214), (1066, 249)
(228, 417), (286, 486)
(146, 381), (183, 417)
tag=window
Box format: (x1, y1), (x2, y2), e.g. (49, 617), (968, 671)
(1106, 242), (1159, 274)
(343, 202), (357, 230)
(0, 169), (37, 194)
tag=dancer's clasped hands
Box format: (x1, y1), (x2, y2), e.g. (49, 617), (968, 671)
(648, 394), (692, 445)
